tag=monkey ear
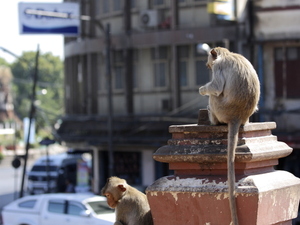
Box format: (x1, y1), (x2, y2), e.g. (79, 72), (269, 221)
(210, 49), (217, 60)
(117, 184), (127, 192)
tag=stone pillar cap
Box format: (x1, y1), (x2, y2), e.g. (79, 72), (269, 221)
(154, 122), (292, 164)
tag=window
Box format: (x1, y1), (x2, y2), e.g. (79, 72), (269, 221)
(275, 48), (283, 61)
(87, 201), (113, 215)
(196, 60), (210, 85)
(130, 0), (136, 8)
(113, 0), (122, 11)
(102, 0), (109, 13)
(31, 165), (58, 172)
(101, 0), (123, 14)
(96, 53), (102, 91)
(152, 47), (168, 88)
(133, 64), (137, 89)
(178, 46), (189, 87)
(154, 63), (166, 87)
(114, 51), (124, 90)
(113, 50), (138, 90)
(114, 152), (141, 185)
(115, 66), (124, 89)
(152, 0), (164, 6)
(179, 61), (188, 86)
(48, 200), (65, 214)
(67, 201), (86, 216)
(133, 50), (138, 89)
(19, 200), (37, 209)
(274, 47), (300, 98)
(152, 47), (168, 59)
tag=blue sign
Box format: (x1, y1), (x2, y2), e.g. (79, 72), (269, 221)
(18, 2), (80, 36)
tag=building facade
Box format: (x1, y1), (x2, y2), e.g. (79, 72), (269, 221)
(253, 0), (300, 179)
(56, 0), (300, 193)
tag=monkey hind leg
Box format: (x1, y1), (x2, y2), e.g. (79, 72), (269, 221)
(208, 109), (221, 125)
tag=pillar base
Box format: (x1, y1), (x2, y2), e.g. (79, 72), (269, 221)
(147, 170), (300, 225)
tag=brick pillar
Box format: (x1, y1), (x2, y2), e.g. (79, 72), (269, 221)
(146, 110), (300, 225)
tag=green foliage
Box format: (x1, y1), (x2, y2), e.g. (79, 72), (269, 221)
(0, 57), (9, 67)
(11, 51), (64, 135)
(0, 134), (14, 146)
(0, 151), (3, 161)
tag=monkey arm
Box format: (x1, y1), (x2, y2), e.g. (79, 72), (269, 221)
(199, 68), (225, 96)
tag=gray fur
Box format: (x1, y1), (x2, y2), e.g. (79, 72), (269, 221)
(199, 47), (260, 225)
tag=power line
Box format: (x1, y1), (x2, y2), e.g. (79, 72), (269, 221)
(13, 77), (63, 88)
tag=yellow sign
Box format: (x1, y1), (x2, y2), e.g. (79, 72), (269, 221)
(207, 0), (235, 20)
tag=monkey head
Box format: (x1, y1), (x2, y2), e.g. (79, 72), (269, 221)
(101, 176), (128, 209)
(206, 47), (230, 69)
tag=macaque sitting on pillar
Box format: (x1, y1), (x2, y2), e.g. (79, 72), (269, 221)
(101, 176), (153, 225)
(199, 47), (260, 225)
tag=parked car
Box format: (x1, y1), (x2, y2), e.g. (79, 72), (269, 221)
(27, 153), (88, 194)
(1, 193), (115, 225)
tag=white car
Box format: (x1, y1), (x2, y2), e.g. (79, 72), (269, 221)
(1, 193), (115, 225)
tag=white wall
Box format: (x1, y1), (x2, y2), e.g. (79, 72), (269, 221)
(255, 1), (300, 40)
(142, 150), (155, 186)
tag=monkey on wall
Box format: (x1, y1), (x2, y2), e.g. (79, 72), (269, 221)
(199, 47), (260, 225)
(101, 176), (153, 225)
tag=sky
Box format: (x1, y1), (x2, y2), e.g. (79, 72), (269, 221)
(0, 0), (64, 63)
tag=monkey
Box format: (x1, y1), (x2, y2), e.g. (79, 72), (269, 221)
(199, 47), (260, 225)
(101, 176), (153, 225)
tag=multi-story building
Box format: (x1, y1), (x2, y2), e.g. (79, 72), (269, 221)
(55, 0), (300, 193)
(253, 0), (300, 179)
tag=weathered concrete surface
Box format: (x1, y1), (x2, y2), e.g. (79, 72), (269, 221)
(154, 122), (292, 164)
(147, 171), (300, 225)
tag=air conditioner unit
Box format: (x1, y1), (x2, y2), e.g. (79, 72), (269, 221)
(140, 10), (161, 27)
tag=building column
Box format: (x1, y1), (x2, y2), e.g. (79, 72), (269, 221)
(142, 150), (155, 187)
(124, 0), (134, 115)
(92, 147), (100, 194)
(170, 1), (180, 110)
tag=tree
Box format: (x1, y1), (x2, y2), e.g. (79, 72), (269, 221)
(0, 57), (9, 67)
(11, 51), (64, 136)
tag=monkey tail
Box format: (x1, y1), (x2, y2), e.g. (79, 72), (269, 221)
(227, 120), (241, 225)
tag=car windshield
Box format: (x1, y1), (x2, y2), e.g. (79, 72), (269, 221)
(31, 165), (58, 172)
(86, 201), (113, 215)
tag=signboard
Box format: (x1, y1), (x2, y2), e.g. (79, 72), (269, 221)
(76, 159), (90, 192)
(23, 117), (35, 144)
(207, 0), (235, 21)
(18, 2), (80, 36)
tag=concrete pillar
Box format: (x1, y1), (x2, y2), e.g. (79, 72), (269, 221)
(146, 110), (300, 225)
(92, 147), (100, 194)
(142, 150), (155, 187)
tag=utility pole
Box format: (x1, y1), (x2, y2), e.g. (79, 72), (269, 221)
(105, 23), (114, 177)
(20, 45), (39, 198)
(124, 0), (134, 116)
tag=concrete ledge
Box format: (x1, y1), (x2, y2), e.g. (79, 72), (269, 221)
(147, 171), (300, 225)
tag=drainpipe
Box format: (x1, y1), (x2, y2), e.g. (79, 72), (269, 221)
(258, 44), (265, 122)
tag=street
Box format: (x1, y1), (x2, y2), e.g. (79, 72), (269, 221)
(0, 145), (67, 217)
(0, 154), (36, 213)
